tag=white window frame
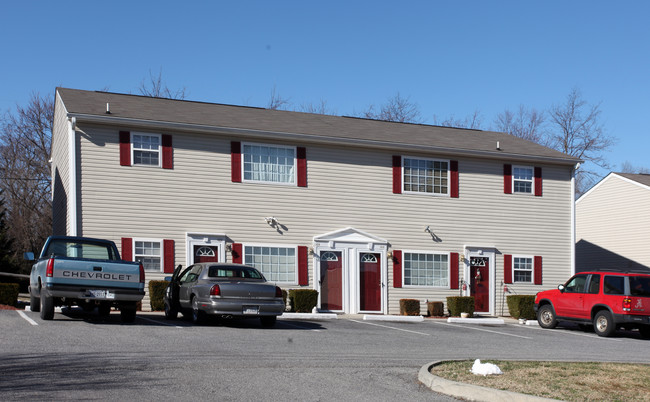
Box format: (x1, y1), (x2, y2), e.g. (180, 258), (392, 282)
(402, 156), (450, 196)
(513, 255), (534, 283)
(512, 165), (534, 194)
(131, 132), (162, 168)
(243, 244), (298, 285)
(402, 250), (450, 288)
(241, 142), (297, 185)
(133, 238), (163, 273)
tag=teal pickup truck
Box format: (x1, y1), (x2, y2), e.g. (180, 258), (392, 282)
(27, 236), (145, 322)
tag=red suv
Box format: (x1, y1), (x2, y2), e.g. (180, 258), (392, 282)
(534, 271), (650, 338)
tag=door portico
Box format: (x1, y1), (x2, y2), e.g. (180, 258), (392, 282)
(313, 228), (388, 314)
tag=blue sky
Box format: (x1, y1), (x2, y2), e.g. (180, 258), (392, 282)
(2, 1), (649, 180)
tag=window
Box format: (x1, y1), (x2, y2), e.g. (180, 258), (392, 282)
(403, 252), (449, 287)
(513, 257), (533, 283)
(403, 157), (449, 195)
(135, 241), (161, 272)
(244, 246), (296, 283)
(587, 274), (601, 294)
(131, 133), (161, 166)
(604, 276), (625, 295)
(242, 143), (295, 184)
(513, 166), (533, 194)
(564, 274), (588, 293)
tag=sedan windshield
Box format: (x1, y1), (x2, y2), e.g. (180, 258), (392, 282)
(208, 266), (263, 280)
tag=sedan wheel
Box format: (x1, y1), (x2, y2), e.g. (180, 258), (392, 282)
(593, 310), (616, 337)
(191, 297), (206, 325)
(164, 302), (178, 320)
(537, 305), (557, 329)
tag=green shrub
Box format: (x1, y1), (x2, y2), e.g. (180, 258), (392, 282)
(281, 289), (288, 310)
(148, 280), (168, 311)
(0, 283), (19, 306)
(446, 296), (475, 317)
(288, 289), (318, 313)
(400, 299), (421, 316)
(427, 301), (445, 317)
(506, 295), (536, 319)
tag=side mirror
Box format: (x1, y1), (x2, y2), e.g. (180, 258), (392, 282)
(23, 252), (35, 261)
(558, 284), (565, 292)
(164, 276), (172, 282)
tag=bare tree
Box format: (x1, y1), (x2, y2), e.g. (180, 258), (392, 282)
(433, 109), (483, 129)
(620, 161), (650, 174)
(299, 99), (335, 115)
(494, 105), (545, 143)
(267, 86), (291, 110)
(0, 93), (53, 270)
(138, 68), (187, 99)
(362, 93), (423, 123)
(547, 88), (615, 194)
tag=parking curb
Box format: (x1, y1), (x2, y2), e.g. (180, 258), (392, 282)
(447, 317), (505, 325)
(363, 314), (424, 322)
(418, 361), (556, 402)
(280, 312), (338, 320)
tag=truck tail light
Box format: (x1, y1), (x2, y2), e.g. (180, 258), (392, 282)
(46, 258), (54, 277)
(139, 263), (145, 284)
(275, 286), (283, 298)
(210, 284), (221, 296)
(623, 297), (632, 312)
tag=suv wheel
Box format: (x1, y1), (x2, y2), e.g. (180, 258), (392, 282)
(593, 310), (616, 337)
(537, 304), (557, 329)
(639, 325), (650, 339)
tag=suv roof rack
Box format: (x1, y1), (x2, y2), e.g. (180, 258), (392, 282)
(583, 268), (650, 274)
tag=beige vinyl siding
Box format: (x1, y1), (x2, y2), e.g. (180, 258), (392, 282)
(52, 92), (71, 235)
(75, 124), (574, 314)
(576, 175), (650, 270)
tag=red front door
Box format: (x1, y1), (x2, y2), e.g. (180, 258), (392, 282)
(360, 253), (381, 312)
(470, 257), (489, 313)
(194, 245), (219, 263)
(320, 251), (343, 311)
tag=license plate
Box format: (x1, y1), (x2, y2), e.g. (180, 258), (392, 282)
(88, 290), (115, 299)
(243, 306), (259, 315)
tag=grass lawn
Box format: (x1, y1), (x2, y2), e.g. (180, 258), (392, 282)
(432, 360), (650, 401)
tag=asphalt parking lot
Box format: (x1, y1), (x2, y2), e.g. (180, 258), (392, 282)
(2, 308), (649, 401)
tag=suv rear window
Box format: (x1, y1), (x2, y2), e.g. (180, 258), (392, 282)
(630, 276), (650, 297)
(604, 276), (625, 295)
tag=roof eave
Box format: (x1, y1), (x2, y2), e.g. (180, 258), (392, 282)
(69, 113), (582, 166)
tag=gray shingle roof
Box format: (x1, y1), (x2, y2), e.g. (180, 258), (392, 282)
(57, 87), (581, 165)
(616, 172), (650, 187)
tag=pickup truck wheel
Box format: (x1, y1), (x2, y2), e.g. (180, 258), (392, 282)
(40, 294), (54, 320)
(120, 305), (137, 323)
(537, 304), (557, 329)
(98, 304), (111, 318)
(164, 302), (178, 320)
(260, 316), (277, 328)
(30, 292), (41, 313)
(593, 310), (616, 337)
(191, 297), (206, 325)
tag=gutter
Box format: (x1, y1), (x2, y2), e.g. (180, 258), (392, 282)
(67, 113), (583, 166)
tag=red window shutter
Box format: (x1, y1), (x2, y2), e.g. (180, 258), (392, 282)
(450, 160), (459, 198)
(231, 243), (242, 264)
(163, 239), (175, 274)
(297, 147), (307, 187)
(298, 246), (308, 286)
(534, 256), (543, 285)
(450, 252), (459, 289)
(504, 254), (513, 284)
(504, 164), (512, 194)
(119, 131), (131, 166)
(231, 141), (242, 183)
(162, 134), (173, 169)
(534, 167), (542, 196)
(121, 238), (132, 261)
(392, 250), (402, 288)
(392, 155), (402, 194)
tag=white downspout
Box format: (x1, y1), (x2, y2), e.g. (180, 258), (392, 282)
(570, 163), (580, 276)
(68, 117), (78, 236)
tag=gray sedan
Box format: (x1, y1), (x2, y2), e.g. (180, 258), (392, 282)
(164, 263), (284, 327)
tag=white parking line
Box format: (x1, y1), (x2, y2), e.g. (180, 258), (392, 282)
(430, 321), (533, 339)
(351, 320), (432, 336)
(137, 316), (185, 328)
(17, 311), (38, 326)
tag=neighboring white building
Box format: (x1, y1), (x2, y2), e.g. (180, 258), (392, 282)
(52, 88), (581, 315)
(576, 172), (650, 272)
